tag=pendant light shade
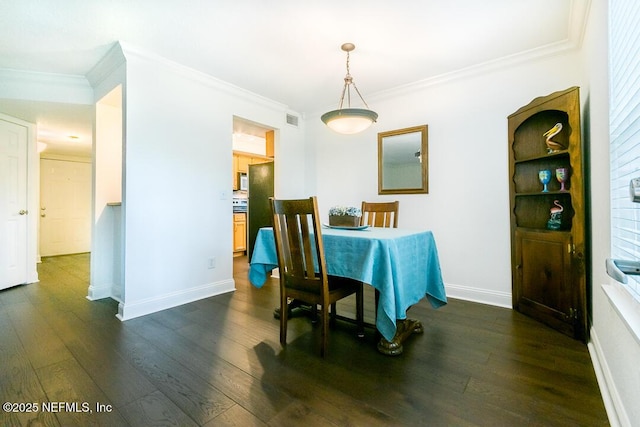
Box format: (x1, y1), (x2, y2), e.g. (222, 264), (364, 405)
(321, 108), (379, 134)
(321, 43), (377, 134)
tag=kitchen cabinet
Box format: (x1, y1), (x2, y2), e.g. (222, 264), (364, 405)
(265, 130), (274, 157)
(237, 155), (250, 174)
(233, 213), (247, 255)
(232, 154), (247, 190)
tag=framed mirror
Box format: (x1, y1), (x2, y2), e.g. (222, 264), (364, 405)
(378, 125), (428, 194)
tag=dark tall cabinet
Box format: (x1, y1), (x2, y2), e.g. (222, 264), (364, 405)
(508, 87), (588, 342)
(247, 161), (274, 260)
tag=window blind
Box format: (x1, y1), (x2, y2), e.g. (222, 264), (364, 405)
(610, 0), (640, 300)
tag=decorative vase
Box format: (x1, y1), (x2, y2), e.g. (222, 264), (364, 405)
(329, 215), (360, 227)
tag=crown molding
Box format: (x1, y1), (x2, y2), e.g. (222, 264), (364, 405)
(568, 0), (592, 49)
(370, 39), (579, 104)
(117, 41), (290, 113)
(0, 68), (93, 104)
(85, 42), (126, 90)
(313, 0), (593, 116)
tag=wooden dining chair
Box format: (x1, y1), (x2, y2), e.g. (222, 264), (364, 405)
(360, 201), (399, 324)
(360, 201), (399, 228)
(270, 196), (364, 357)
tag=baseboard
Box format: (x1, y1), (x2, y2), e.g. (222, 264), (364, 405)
(86, 283), (113, 301)
(115, 279), (235, 321)
(445, 283), (512, 308)
(589, 327), (627, 427)
(27, 268), (39, 285)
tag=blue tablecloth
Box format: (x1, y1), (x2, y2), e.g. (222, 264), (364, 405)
(249, 226), (447, 341)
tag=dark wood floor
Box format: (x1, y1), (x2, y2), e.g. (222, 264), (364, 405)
(0, 254), (609, 426)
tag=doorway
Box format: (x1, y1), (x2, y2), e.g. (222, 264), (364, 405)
(0, 101), (93, 291)
(232, 117), (275, 259)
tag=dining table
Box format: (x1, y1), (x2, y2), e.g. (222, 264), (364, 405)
(248, 225), (447, 355)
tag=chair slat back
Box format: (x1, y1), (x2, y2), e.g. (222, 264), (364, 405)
(270, 197), (327, 293)
(361, 201), (399, 228)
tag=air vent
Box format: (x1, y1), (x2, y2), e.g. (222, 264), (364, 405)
(286, 113), (299, 127)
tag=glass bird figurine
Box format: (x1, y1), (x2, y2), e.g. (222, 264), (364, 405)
(543, 122), (566, 153)
(547, 200), (564, 230)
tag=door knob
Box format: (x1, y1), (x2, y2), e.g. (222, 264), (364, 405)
(19, 210), (28, 215)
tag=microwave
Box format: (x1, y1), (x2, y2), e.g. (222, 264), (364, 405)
(238, 173), (248, 191)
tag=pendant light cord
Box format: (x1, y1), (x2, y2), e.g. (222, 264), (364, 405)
(337, 49), (371, 110)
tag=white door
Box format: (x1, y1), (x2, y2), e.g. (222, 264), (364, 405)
(40, 159), (92, 256)
(0, 118), (28, 290)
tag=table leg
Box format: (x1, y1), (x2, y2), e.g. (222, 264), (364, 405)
(376, 319), (424, 356)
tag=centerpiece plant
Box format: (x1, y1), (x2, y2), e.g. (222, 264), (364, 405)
(328, 205), (362, 227)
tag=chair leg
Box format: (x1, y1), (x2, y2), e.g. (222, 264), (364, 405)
(280, 293), (288, 347)
(330, 302), (337, 327)
(356, 285), (365, 338)
(320, 303), (329, 357)
(374, 289), (381, 340)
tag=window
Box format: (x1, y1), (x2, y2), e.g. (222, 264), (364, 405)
(610, 0), (640, 302)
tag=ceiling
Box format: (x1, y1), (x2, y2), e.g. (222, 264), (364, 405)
(0, 0), (587, 156)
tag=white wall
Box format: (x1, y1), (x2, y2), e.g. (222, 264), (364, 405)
(307, 52), (582, 307)
(116, 45), (305, 319)
(580, 0), (640, 425)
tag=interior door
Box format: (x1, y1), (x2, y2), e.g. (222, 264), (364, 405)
(40, 159), (92, 256)
(0, 118), (28, 290)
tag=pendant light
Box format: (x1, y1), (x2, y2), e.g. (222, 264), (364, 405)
(321, 43), (378, 134)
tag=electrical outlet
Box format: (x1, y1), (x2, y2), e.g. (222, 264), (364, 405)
(208, 257), (216, 269)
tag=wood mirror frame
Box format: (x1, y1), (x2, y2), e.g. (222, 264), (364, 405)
(378, 125), (428, 194)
